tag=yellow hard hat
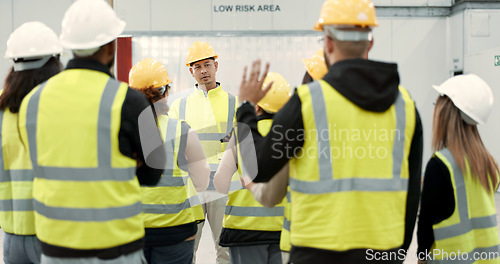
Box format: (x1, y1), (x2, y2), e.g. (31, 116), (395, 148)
(258, 72), (292, 113)
(129, 58), (171, 89)
(302, 49), (328, 80)
(313, 0), (378, 31)
(185, 41), (219, 66)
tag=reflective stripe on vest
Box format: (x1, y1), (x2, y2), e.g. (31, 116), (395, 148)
(143, 197), (193, 215)
(0, 199), (33, 211)
(431, 148), (500, 263)
(142, 116), (199, 227)
(289, 80), (414, 252)
(0, 110), (35, 217)
(280, 190), (291, 251)
(283, 218), (290, 231)
(156, 118), (184, 187)
(225, 205), (284, 217)
(289, 81), (408, 194)
(283, 191), (291, 231)
(26, 80), (139, 222)
(223, 118), (285, 232)
(179, 94), (236, 190)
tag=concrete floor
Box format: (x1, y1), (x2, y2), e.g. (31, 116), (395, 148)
(195, 224), (218, 264)
(1, 194), (500, 263)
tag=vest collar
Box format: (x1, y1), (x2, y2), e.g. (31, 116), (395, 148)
(66, 58), (113, 77)
(195, 82), (222, 97)
(257, 112), (274, 121)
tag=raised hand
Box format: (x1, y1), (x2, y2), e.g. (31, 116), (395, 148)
(238, 60), (273, 105)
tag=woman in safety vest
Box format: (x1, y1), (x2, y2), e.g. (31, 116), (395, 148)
(129, 58), (210, 264)
(417, 74), (500, 264)
(0, 21), (62, 264)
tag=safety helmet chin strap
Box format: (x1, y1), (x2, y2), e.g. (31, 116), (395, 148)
(13, 56), (51, 72)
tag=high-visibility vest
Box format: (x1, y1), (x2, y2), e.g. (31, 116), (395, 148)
(0, 106), (36, 235)
(280, 189), (291, 252)
(18, 70), (144, 250)
(141, 115), (200, 228)
(289, 80), (416, 251)
(430, 148), (500, 263)
(169, 86), (237, 221)
(223, 118), (285, 233)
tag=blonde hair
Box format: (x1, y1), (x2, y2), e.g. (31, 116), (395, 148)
(432, 96), (499, 192)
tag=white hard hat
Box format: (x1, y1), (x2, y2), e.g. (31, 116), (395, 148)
(60, 0), (125, 50)
(432, 74), (494, 125)
(5, 21), (62, 71)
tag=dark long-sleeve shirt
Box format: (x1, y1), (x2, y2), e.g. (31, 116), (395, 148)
(236, 59), (423, 263)
(417, 157), (455, 257)
(66, 58), (165, 185)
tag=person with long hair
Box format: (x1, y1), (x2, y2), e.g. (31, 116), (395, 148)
(417, 74), (500, 263)
(0, 21), (62, 264)
(129, 58), (209, 264)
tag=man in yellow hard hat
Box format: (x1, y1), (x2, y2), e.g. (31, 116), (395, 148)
(18, 0), (165, 263)
(169, 41), (235, 264)
(129, 58), (210, 264)
(234, 0), (423, 263)
(213, 72), (291, 264)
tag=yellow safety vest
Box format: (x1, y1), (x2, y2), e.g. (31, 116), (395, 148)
(18, 70), (144, 250)
(290, 80), (416, 251)
(280, 188), (291, 252)
(430, 148), (500, 263)
(0, 106), (36, 235)
(223, 118), (285, 232)
(169, 86), (237, 221)
(141, 115), (200, 228)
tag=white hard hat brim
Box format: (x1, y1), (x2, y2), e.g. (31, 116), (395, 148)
(61, 20), (125, 50)
(432, 81), (489, 125)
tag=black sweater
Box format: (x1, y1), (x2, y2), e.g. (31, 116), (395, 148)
(417, 157), (455, 257)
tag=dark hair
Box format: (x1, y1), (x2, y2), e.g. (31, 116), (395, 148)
(0, 57), (62, 113)
(302, 71), (313, 85)
(139, 86), (166, 104)
(190, 57), (215, 67)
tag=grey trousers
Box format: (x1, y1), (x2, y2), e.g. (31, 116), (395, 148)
(193, 193), (230, 264)
(3, 232), (42, 264)
(229, 244), (282, 264)
(281, 251), (289, 264)
(40, 249), (146, 264)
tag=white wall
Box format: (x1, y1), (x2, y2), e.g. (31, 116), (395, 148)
(0, 0), (75, 82)
(115, 0), (324, 31)
(0, 0), (14, 83)
(132, 33), (322, 101)
(371, 17), (450, 163)
(465, 9), (500, 56)
(464, 47), (500, 162)
(457, 9), (500, 162)
(450, 12), (465, 71)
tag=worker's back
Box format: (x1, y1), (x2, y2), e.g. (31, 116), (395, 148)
(290, 79), (416, 251)
(18, 68), (144, 253)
